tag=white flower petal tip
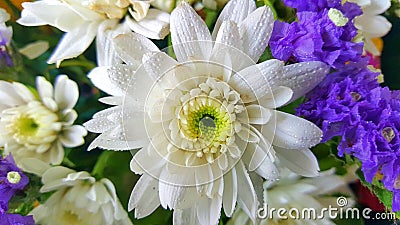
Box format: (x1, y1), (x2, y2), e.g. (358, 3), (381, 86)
(263, 111), (323, 150)
(280, 61), (330, 103)
(275, 147), (320, 177)
(0, 76), (85, 165)
(126, 9), (170, 40)
(30, 166), (133, 225)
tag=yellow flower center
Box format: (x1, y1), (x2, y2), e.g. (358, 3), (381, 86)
(178, 96), (233, 157)
(1, 102), (61, 147)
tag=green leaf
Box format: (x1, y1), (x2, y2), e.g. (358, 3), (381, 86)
(356, 169), (400, 219)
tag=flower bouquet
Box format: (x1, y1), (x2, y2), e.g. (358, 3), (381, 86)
(0, 0), (399, 224)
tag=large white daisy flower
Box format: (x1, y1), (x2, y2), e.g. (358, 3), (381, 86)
(85, 0), (329, 224)
(227, 167), (353, 225)
(350, 0), (392, 56)
(20, 159), (132, 225)
(0, 75), (87, 165)
(17, 0), (170, 65)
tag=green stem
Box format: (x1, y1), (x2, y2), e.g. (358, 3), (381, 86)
(91, 150), (113, 179)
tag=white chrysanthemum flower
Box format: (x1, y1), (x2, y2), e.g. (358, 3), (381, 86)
(85, 0), (329, 224)
(20, 159), (132, 225)
(349, 0), (392, 56)
(17, 0), (170, 65)
(228, 167), (354, 225)
(0, 75), (87, 165)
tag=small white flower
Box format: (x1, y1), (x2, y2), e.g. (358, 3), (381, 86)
(22, 159), (132, 225)
(350, 0), (392, 55)
(17, 0), (170, 65)
(228, 167), (354, 225)
(85, 0), (329, 224)
(0, 75), (87, 165)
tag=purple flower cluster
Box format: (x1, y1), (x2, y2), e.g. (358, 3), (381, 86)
(0, 29), (12, 67)
(0, 154), (34, 225)
(297, 59), (400, 211)
(269, 0), (363, 69)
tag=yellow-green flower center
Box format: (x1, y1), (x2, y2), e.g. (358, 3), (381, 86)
(7, 171), (21, 184)
(12, 115), (39, 137)
(1, 102), (61, 148)
(178, 97), (233, 156)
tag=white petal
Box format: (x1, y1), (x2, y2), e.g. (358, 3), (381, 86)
(47, 21), (99, 65)
(303, 173), (346, 195)
(278, 61), (330, 103)
(275, 147), (320, 177)
(159, 171), (186, 209)
(363, 0), (391, 15)
(196, 196), (222, 225)
(128, 175), (160, 218)
(238, 105), (271, 125)
(263, 111), (322, 149)
(356, 15), (392, 38)
(113, 32), (159, 66)
(54, 75), (79, 110)
(222, 168), (238, 217)
(254, 155), (279, 181)
(170, 2), (212, 62)
(88, 132), (145, 151)
(36, 76), (53, 100)
(247, 144), (269, 171)
(125, 9), (170, 40)
(12, 82), (36, 102)
(41, 166), (75, 184)
(237, 125), (260, 143)
(0, 81), (25, 106)
(96, 19), (127, 66)
(238, 6), (274, 62)
(98, 96), (123, 105)
(19, 40), (49, 60)
(211, 20), (254, 72)
(18, 158), (51, 176)
(130, 148), (164, 175)
(60, 125), (87, 147)
(173, 207), (198, 225)
(236, 160), (257, 222)
(84, 118), (115, 133)
(229, 59), (283, 103)
(142, 51), (178, 82)
(48, 141), (64, 165)
(212, 0), (256, 39)
(18, 1), (88, 32)
(259, 86), (293, 109)
(88, 66), (123, 96)
(129, 1), (151, 21)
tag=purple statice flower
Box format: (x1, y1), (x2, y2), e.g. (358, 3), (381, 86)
(0, 213), (35, 225)
(297, 59), (400, 211)
(0, 154), (29, 210)
(0, 9), (13, 67)
(0, 35), (13, 67)
(270, 0), (363, 69)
